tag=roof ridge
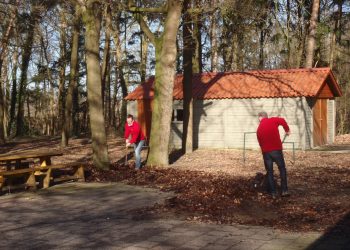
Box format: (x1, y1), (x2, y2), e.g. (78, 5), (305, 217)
(181, 67), (331, 77)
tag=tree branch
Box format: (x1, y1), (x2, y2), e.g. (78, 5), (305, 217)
(128, 6), (167, 13)
(125, 0), (157, 45)
(133, 13), (156, 44)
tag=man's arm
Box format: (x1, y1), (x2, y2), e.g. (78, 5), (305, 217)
(124, 123), (130, 141)
(276, 117), (290, 134)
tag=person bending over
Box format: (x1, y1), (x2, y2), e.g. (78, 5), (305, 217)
(125, 114), (145, 170)
(256, 111), (290, 198)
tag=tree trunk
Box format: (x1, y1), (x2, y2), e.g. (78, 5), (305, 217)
(101, 4), (111, 110)
(82, 0), (110, 169)
(192, 4), (202, 73)
(62, 4), (80, 147)
(140, 33), (148, 83)
(119, 69), (128, 133)
(231, 33), (239, 71)
(40, 30), (56, 136)
(58, 11), (67, 133)
(286, 0), (291, 67)
(329, 1), (343, 68)
(111, 16), (128, 133)
(105, 64), (111, 126)
(210, 0), (218, 72)
(0, 65), (5, 143)
(8, 40), (19, 135)
(16, 3), (40, 136)
(258, 26), (265, 69)
(182, 0), (193, 153)
(146, 0), (182, 166)
(0, 1), (18, 141)
(305, 0), (320, 68)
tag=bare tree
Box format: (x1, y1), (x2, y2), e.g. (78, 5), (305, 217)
(305, 0), (320, 68)
(182, 0), (194, 153)
(128, 0), (183, 166)
(62, 4), (81, 147)
(80, 0), (110, 169)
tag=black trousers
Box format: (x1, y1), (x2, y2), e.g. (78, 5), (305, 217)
(262, 150), (288, 194)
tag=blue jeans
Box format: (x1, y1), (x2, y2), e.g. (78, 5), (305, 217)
(262, 150), (288, 194)
(133, 140), (145, 169)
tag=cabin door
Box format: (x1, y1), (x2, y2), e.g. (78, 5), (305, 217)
(313, 99), (328, 147)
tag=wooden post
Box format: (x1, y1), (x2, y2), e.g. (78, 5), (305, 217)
(43, 167), (52, 188)
(74, 165), (85, 182)
(25, 172), (37, 190)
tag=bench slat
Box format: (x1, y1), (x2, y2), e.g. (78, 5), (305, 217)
(35, 162), (85, 171)
(0, 168), (34, 176)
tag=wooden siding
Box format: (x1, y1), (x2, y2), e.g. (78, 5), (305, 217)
(318, 82), (334, 99)
(170, 98), (313, 150)
(137, 100), (152, 139)
(327, 99), (335, 143)
(127, 101), (137, 118)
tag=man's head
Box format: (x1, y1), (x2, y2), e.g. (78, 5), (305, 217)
(258, 111), (268, 122)
(127, 114), (134, 125)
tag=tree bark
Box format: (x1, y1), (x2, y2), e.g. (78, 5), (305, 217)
(210, 0), (218, 72)
(62, 4), (80, 147)
(146, 1), (182, 166)
(0, 1), (18, 141)
(111, 15), (128, 132)
(8, 45), (19, 135)
(182, 0), (194, 153)
(40, 30), (56, 136)
(305, 0), (320, 68)
(0, 63), (5, 143)
(192, 2), (202, 73)
(140, 33), (148, 83)
(329, 1), (343, 68)
(16, 3), (40, 136)
(258, 26), (265, 69)
(101, 4), (111, 110)
(82, 0), (110, 169)
(58, 10), (67, 133)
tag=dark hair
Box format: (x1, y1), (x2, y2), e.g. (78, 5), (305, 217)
(127, 114), (134, 120)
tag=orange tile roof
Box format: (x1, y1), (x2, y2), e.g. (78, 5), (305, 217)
(125, 67), (342, 100)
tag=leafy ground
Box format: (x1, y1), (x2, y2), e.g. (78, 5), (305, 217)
(1, 134), (350, 233)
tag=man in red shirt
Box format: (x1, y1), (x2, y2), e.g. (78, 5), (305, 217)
(125, 114), (146, 169)
(257, 111), (290, 198)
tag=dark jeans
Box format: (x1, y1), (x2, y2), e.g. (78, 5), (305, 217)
(262, 150), (288, 194)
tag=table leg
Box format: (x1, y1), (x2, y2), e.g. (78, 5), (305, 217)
(43, 167), (52, 188)
(5, 161), (11, 171)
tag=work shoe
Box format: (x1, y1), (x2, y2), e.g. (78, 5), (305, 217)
(281, 191), (290, 197)
(271, 193), (277, 199)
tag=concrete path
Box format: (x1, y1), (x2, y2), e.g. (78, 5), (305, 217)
(0, 183), (347, 250)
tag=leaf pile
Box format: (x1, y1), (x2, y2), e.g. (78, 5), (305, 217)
(85, 162), (350, 232)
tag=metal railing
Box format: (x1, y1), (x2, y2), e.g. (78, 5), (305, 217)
(243, 132), (295, 164)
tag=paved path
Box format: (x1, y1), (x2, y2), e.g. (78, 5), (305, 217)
(0, 183), (347, 250)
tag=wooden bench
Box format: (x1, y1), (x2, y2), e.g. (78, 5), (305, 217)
(0, 168), (36, 192)
(35, 162), (85, 188)
(0, 160), (34, 171)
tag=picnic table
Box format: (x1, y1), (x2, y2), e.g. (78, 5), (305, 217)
(0, 150), (63, 171)
(0, 150), (85, 191)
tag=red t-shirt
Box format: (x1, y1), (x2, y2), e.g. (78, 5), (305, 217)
(124, 121), (145, 144)
(257, 117), (290, 153)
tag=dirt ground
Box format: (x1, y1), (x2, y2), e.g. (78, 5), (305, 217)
(1, 135), (350, 233)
